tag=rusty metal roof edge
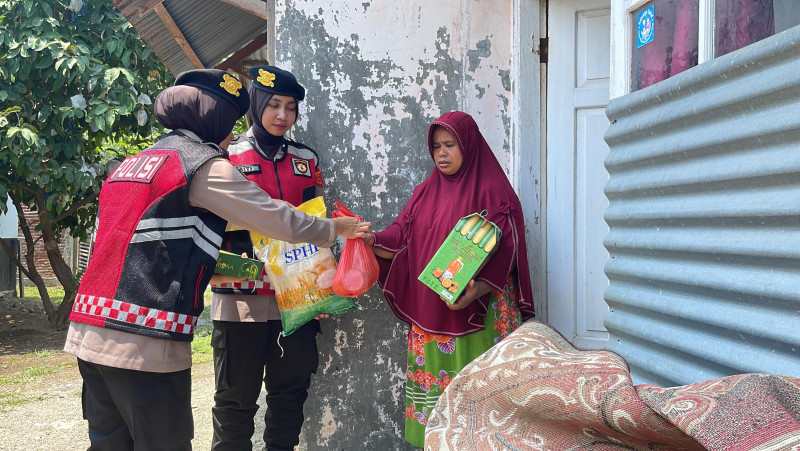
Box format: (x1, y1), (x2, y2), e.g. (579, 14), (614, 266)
(110, 0), (268, 76)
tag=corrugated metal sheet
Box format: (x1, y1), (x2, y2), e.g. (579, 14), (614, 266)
(111, 0), (191, 74)
(111, 0), (267, 76)
(164, 0), (266, 66)
(603, 27), (800, 387)
(138, 5), (195, 75)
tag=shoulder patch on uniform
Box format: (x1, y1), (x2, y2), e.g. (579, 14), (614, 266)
(292, 158), (312, 177)
(314, 167), (324, 187)
(108, 154), (168, 183)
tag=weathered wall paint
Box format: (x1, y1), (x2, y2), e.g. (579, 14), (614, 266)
(272, 1), (515, 449)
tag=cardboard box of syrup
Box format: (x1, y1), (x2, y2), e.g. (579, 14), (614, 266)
(417, 212), (501, 303)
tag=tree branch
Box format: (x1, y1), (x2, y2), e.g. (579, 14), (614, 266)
(10, 191), (37, 253)
(0, 174), (39, 196)
(35, 191), (76, 289)
(9, 191), (56, 322)
(0, 237), (31, 280)
(54, 192), (99, 223)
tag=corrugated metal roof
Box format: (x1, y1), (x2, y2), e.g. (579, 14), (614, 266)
(111, 0), (268, 76)
(138, 5), (193, 74)
(165, 0), (266, 67)
(603, 27), (800, 387)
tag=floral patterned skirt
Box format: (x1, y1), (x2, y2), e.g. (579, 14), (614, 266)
(403, 276), (522, 448)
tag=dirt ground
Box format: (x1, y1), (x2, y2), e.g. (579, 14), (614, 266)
(0, 297), (255, 451)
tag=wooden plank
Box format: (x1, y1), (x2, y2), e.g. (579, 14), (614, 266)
(137, 0), (164, 17)
(217, 0), (267, 20)
(153, 3), (205, 68)
(215, 32), (268, 71)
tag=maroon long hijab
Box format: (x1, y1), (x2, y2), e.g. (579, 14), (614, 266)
(373, 111), (534, 336)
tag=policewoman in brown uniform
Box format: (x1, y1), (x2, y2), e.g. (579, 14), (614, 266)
(209, 66), (328, 451)
(63, 69), (370, 450)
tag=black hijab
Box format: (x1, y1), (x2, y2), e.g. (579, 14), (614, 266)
(154, 85), (239, 145)
(248, 84), (299, 158)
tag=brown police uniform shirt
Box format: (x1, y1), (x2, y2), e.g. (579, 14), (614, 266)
(63, 157), (336, 373)
(209, 143), (326, 324)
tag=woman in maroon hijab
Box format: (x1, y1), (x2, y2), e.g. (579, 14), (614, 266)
(364, 111), (535, 447)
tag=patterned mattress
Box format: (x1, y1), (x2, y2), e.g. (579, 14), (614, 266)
(426, 321), (800, 450)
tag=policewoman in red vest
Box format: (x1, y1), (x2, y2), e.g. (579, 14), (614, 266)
(63, 69), (370, 450)
(208, 66), (330, 451)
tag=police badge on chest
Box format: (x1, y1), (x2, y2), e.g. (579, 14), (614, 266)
(291, 158), (312, 177)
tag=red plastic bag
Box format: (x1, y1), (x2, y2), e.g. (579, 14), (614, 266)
(331, 202), (379, 297)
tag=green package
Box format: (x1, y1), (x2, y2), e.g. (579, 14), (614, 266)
(215, 250), (264, 280)
(418, 212), (501, 303)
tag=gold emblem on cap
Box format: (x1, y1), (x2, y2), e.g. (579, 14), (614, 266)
(257, 69), (276, 88)
(220, 74), (242, 97)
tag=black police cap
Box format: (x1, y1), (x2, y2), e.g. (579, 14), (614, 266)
(248, 66), (306, 101)
(174, 69), (250, 116)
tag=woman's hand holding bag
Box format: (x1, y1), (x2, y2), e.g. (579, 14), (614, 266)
(331, 202), (380, 297)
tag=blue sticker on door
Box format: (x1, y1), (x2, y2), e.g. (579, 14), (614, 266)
(637, 5), (655, 48)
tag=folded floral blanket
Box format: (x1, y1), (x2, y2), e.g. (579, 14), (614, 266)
(426, 321), (800, 450)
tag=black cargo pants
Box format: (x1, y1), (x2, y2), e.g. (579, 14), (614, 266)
(78, 358), (193, 451)
(210, 319), (320, 451)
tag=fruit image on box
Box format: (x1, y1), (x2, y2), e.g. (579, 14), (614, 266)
(418, 212), (501, 303)
(215, 250), (265, 280)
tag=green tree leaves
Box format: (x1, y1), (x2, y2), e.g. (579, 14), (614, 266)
(0, 0), (174, 322)
(0, 0), (172, 227)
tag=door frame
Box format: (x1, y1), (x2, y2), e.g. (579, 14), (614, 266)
(545, 0), (612, 348)
(512, 0), (547, 322)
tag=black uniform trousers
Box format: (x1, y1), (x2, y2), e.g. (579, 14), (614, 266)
(78, 358), (193, 451)
(210, 319), (320, 451)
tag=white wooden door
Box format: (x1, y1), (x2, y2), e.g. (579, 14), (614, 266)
(546, 0), (611, 349)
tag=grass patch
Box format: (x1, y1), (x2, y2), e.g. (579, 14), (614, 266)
(191, 333), (213, 364)
(190, 288), (215, 364)
(0, 390), (45, 411)
(0, 364), (60, 384)
(25, 349), (53, 357)
(20, 285), (66, 303)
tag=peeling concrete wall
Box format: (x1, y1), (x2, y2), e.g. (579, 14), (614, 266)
(273, 1), (515, 449)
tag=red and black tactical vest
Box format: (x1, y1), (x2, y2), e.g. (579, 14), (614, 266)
(70, 133), (228, 341)
(211, 135), (323, 296)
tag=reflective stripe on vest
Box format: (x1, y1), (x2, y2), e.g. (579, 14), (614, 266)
(132, 216), (223, 259)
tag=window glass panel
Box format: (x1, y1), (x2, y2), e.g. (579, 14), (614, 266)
(714, 0), (799, 57)
(631, 0), (699, 91)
